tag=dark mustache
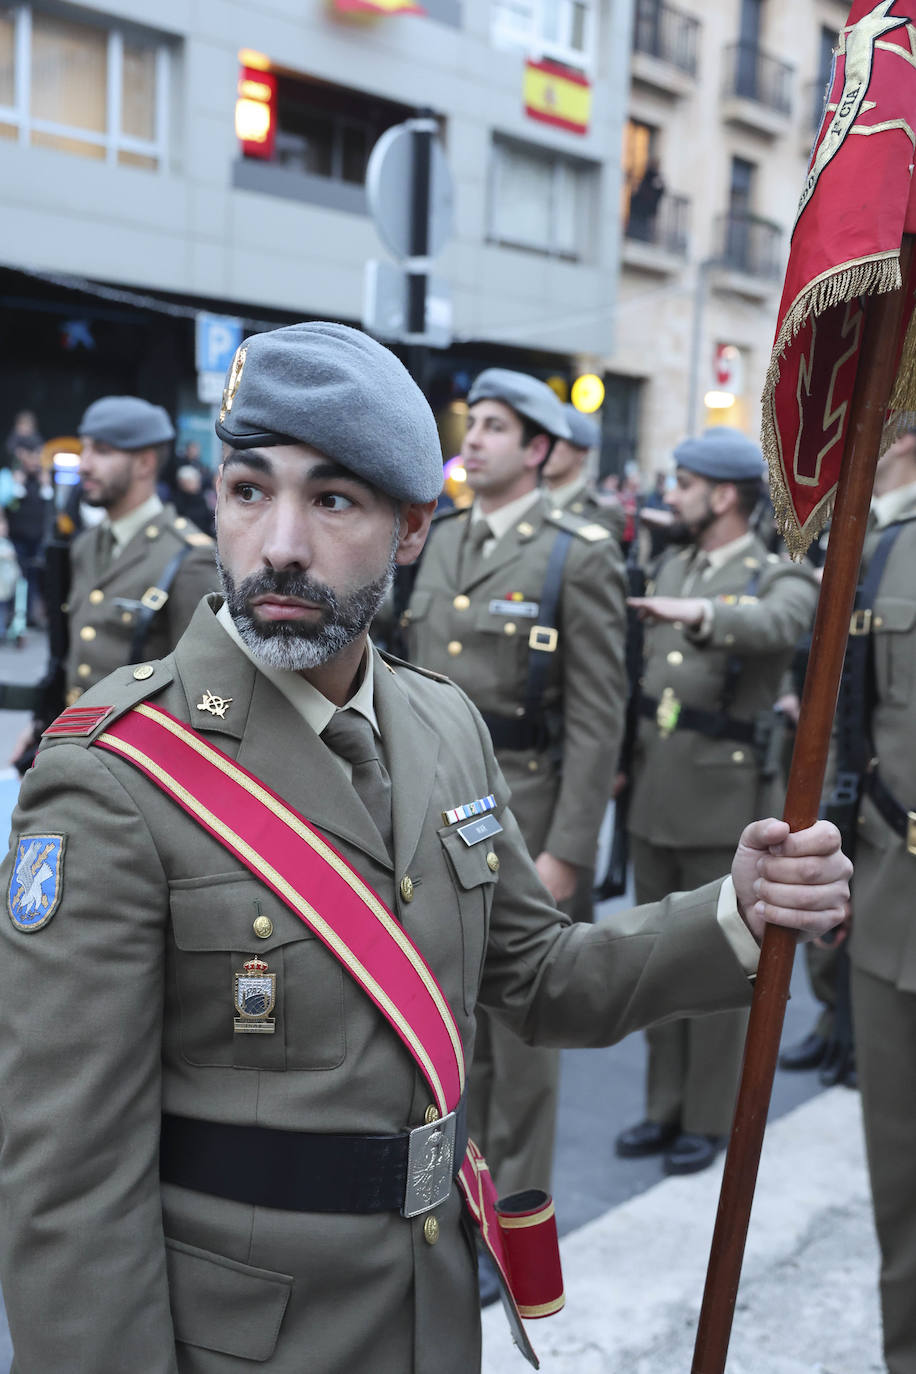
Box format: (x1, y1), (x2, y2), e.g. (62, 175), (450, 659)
(239, 569), (338, 612)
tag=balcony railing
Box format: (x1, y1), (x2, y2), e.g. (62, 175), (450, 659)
(624, 191), (689, 257)
(632, 2), (700, 79)
(722, 41), (793, 116)
(714, 212), (782, 280)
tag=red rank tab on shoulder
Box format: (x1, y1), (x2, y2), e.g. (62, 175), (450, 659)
(43, 706), (114, 738)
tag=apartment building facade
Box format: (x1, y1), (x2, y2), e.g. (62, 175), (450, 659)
(608, 0), (850, 475)
(0, 0), (634, 463)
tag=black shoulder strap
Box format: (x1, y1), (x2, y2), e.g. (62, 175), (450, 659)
(523, 528), (573, 720)
(128, 544), (192, 663)
(830, 519), (907, 804)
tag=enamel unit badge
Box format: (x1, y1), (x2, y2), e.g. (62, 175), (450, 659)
(234, 955), (277, 1034)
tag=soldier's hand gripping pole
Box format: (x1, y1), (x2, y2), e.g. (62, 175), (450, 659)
(691, 236), (915, 1374)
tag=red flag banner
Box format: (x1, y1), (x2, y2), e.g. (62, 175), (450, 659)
(761, 0), (916, 558)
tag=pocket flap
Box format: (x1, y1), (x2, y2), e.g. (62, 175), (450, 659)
(167, 1237), (293, 1362)
(169, 877), (314, 952)
(874, 597), (916, 634)
(439, 827), (500, 890)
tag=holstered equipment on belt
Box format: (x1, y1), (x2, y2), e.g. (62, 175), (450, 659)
(90, 702), (564, 1366)
(481, 527), (573, 754)
(828, 519), (909, 855)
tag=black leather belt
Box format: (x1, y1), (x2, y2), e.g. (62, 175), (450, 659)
(160, 1096), (468, 1215)
(638, 694), (757, 745)
(481, 711), (550, 752)
(865, 771), (916, 853)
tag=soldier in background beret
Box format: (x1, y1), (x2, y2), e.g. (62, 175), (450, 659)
(542, 404), (626, 545)
(0, 327), (849, 1374)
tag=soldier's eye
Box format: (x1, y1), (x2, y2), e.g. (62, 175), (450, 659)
(317, 493), (354, 511)
(233, 482), (262, 503)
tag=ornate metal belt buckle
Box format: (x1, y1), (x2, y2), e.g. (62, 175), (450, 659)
(528, 625), (558, 652)
(141, 585), (169, 612)
(849, 609), (872, 636)
(402, 1110), (457, 1218)
(907, 812), (916, 857)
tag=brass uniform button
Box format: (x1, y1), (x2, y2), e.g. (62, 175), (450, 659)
(447, 641), (462, 657)
(133, 664), (154, 681)
(724, 633), (736, 645)
(174, 517), (188, 530)
(731, 750), (745, 763)
(253, 915), (273, 939)
(486, 852), (499, 872)
(400, 875), (415, 902)
(666, 650), (683, 665)
(874, 615), (884, 628)
(77, 663), (92, 679)
(453, 594), (470, 611)
(423, 1215), (440, 1245)
(528, 759), (539, 772)
(424, 1105), (440, 1125)
(503, 622), (517, 636)
(65, 687), (83, 706)
(121, 612), (132, 624)
(89, 589), (104, 605)
(79, 625), (96, 641)
(145, 525), (159, 539)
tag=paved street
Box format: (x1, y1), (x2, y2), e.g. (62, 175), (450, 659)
(0, 631), (873, 1373)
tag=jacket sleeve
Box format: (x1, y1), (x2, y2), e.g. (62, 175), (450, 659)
(544, 537), (627, 868)
(0, 743), (179, 1373)
(167, 541), (218, 641)
(693, 565), (819, 657)
(467, 703), (754, 1045)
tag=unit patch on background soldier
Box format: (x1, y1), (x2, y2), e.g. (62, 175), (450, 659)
(8, 835), (65, 932)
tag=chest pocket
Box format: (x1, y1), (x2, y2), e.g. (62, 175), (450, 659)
(872, 597), (916, 708)
(439, 826), (500, 1014)
(169, 874), (345, 1072)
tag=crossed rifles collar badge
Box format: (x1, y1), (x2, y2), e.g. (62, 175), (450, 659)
(197, 690), (233, 719)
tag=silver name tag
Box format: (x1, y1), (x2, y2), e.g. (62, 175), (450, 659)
(457, 814), (504, 846)
(489, 599), (539, 618)
(403, 1110), (457, 1217)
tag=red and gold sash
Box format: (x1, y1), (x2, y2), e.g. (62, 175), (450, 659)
(94, 703), (562, 1359)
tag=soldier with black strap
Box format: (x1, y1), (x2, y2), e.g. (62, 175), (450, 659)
(403, 369), (628, 1252)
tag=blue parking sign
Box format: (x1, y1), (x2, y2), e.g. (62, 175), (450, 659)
(195, 313), (243, 374)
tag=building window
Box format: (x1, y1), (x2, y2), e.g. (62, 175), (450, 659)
(0, 5), (168, 170)
(489, 136), (596, 260)
(491, 0), (594, 70)
(253, 73), (412, 186)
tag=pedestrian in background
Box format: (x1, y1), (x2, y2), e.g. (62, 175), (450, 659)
(4, 434), (53, 627)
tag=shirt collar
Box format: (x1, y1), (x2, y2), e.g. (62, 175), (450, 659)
(702, 530), (756, 573)
(471, 487), (542, 543)
(544, 476), (586, 509)
(108, 493), (164, 552)
(871, 480), (916, 530)
(215, 600), (378, 737)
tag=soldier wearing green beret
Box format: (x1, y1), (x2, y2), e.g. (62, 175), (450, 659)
(68, 396), (217, 703)
(403, 368), (628, 1242)
(0, 329), (849, 1374)
(615, 427), (820, 1175)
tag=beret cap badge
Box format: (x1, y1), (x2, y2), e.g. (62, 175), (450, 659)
(220, 346), (248, 424)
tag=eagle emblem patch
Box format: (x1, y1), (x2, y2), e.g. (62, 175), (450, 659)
(8, 835), (65, 932)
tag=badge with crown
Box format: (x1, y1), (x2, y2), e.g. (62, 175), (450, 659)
(233, 955), (277, 1034)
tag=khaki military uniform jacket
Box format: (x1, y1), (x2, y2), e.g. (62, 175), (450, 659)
(0, 597), (753, 1374)
(403, 495), (626, 868)
(548, 478), (626, 546)
(629, 535), (819, 850)
(66, 503), (217, 700)
(846, 496), (916, 992)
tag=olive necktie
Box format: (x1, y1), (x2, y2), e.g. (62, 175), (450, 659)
(96, 524), (116, 575)
(460, 518), (492, 581)
(321, 709), (393, 859)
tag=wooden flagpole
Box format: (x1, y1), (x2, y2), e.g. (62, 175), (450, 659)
(691, 235), (914, 1374)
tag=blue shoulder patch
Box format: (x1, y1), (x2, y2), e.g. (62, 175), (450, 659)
(8, 835), (65, 932)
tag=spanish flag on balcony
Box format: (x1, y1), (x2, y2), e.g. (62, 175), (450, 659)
(333, 0), (425, 15)
(523, 59), (591, 135)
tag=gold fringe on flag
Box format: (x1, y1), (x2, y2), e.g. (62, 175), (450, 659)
(760, 251), (901, 560)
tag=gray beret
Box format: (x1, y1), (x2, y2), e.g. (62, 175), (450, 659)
(467, 368), (572, 440)
(78, 396), (175, 450)
(673, 426), (764, 482)
(215, 322), (443, 503)
(563, 405), (600, 450)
